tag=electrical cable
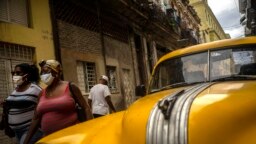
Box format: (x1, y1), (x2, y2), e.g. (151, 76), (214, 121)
(223, 24), (242, 29)
(233, 0), (239, 12)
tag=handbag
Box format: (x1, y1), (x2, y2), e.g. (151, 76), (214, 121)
(69, 82), (87, 122)
(0, 101), (15, 138)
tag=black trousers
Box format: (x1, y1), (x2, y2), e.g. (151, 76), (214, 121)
(93, 114), (104, 118)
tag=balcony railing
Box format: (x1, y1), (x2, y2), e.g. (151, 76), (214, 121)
(187, 5), (201, 24)
(149, 3), (179, 32)
(122, 0), (178, 33)
(124, 0), (151, 15)
(180, 29), (199, 45)
(181, 0), (189, 6)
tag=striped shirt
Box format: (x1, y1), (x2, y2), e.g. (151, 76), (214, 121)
(6, 83), (42, 130)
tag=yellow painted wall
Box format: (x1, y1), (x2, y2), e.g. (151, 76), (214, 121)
(189, 0), (228, 43)
(0, 0), (55, 63)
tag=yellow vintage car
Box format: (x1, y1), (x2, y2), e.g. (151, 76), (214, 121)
(37, 36), (256, 144)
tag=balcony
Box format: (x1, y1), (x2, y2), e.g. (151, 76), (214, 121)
(125, 0), (151, 14)
(149, 4), (178, 33)
(101, 0), (180, 47)
(181, 0), (189, 6)
(187, 5), (201, 24)
(180, 28), (199, 45)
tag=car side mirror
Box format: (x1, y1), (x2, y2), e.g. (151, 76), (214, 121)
(135, 85), (146, 97)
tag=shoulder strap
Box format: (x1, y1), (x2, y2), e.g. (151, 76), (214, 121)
(69, 82), (79, 105)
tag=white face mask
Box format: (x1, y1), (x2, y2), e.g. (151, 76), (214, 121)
(13, 75), (24, 86)
(40, 73), (54, 85)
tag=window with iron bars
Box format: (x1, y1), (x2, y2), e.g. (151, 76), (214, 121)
(77, 61), (97, 95)
(0, 0), (29, 27)
(0, 42), (34, 111)
(106, 66), (118, 93)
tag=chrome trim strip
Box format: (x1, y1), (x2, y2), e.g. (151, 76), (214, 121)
(208, 50), (211, 81)
(178, 83), (213, 144)
(169, 83), (210, 144)
(147, 89), (186, 144)
(146, 83), (212, 144)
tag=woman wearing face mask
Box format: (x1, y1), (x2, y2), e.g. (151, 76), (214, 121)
(24, 60), (93, 144)
(4, 63), (43, 144)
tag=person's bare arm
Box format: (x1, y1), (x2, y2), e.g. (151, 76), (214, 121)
(105, 96), (116, 113)
(70, 83), (93, 120)
(24, 115), (40, 144)
(24, 91), (42, 144)
(88, 99), (92, 109)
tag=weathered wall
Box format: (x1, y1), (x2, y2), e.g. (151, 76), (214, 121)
(57, 20), (104, 83)
(57, 20), (136, 110)
(104, 36), (135, 109)
(0, 0), (55, 62)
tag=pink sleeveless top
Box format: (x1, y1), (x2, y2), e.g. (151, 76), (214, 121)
(37, 84), (77, 135)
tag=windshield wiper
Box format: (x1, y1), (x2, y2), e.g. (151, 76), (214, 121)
(151, 81), (205, 93)
(211, 74), (256, 82)
(159, 81), (205, 91)
(151, 83), (184, 93)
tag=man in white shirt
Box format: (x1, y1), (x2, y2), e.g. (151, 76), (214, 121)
(88, 75), (116, 118)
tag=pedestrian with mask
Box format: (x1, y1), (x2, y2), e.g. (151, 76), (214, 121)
(88, 75), (116, 118)
(3, 63), (43, 144)
(24, 60), (93, 144)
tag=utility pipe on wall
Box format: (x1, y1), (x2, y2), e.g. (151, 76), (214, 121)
(96, 0), (107, 74)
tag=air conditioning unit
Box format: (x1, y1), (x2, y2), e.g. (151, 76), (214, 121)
(240, 14), (246, 25)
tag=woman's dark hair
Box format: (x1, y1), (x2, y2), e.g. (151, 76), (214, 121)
(15, 63), (40, 84)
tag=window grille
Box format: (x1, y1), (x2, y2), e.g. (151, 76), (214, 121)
(0, 59), (9, 100)
(106, 66), (118, 93)
(0, 42), (34, 61)
(0, 43), (33, 144)
(0, 0), (29, 27)
(54, 0), (129, 43)
(122, 69), (134, 108)
(77, 61), (97, 95)
(0, 42), (34, 107)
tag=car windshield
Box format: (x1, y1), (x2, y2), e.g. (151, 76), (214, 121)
(150, 46), (256, 93)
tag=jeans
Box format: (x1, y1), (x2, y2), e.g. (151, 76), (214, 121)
(14, 127), (43, 144)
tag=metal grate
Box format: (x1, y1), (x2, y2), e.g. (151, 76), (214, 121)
(85, 62), (97, 90)
(106, 66), (118, 93)
(54, 0), (99, 32)
(0, 42), (33, 144)
(122, 69), (134, 108)
(0, 42), (34, 61)
(101, 15), (129, 43)
(0, 42), (34, 102)
(0, 59), (27, 144)
(54, 0), (129, 43)
(77, 61), (97, 95)
(0, 60), (8, 100)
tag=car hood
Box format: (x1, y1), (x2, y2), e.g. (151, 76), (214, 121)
(189, 81), (256, 144)
(37, 87), (185, 144)
(37, 81), (256, 144)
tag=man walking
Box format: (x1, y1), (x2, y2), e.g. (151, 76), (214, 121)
(88, 75), (116, 118)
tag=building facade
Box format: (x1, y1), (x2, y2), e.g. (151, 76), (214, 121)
(189, 0), (230, 43)
(0, 0), (56, 99)
(0, 0), (55, 143)
(0, 0), (201, 143)
(49, 0), (201, 110)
